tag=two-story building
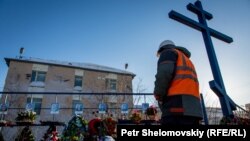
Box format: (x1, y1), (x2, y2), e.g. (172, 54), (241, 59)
(1, 57), (135, 140)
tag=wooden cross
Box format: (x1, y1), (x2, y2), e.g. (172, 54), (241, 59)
(169, 0), (236, 117)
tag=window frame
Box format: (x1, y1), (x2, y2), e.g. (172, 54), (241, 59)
(74, 75), (83, 87)
(31, 70), (46, 82)
(72, 100), (82, 115)
(106, 79), (117, 92)
(27, 97), (43, 115)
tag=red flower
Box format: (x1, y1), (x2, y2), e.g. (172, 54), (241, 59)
(88, 118), (102, 135)
(103, 117), (117, 135)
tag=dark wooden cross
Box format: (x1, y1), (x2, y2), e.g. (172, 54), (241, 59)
(169, 0), (236, 117)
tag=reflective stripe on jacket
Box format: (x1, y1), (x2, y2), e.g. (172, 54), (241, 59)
(168, 49), (199, 98)
(163, 48), (202, 118)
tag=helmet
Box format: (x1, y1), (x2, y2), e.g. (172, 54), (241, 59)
(159, 40), (175, 48)
(157, 40), (175, 56)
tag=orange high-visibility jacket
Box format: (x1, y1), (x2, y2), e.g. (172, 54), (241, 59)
(168, 49), (200, 98)
(164, 48), (202, 118)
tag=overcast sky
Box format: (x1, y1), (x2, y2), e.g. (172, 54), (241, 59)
(0, 0), (249, 108)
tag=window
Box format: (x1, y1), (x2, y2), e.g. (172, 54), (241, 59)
(109, 103), (116, 114)
(106, 79), (117, 92)
(72, 100), (81, 115)
(27, 97), (42, 115)
(31, 71), (46, 82)
(74, 76), (83, 87)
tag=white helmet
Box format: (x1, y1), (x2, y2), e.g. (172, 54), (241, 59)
(157, 40), (175, 56)
(159, 40), (175, 48)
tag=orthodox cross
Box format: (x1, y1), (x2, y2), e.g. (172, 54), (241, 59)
(169, 0), (236, 117)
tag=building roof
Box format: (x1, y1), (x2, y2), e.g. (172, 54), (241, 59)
(5, 57), (136, 77)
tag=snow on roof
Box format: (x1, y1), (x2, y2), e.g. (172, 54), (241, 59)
(5, 57), (136, 76)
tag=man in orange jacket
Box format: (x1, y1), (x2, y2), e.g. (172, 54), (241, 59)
(154, 40), (203, 125)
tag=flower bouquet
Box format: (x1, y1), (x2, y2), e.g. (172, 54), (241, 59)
(102, 117), (117, 136)
(15, 126), (35, 141)
(61, 115), (88, 141)
(220, 116), (250, 125)
(15, 111), (36, 124)
(88, 118), (102, 136)
(0, 120), (13, 127)
(41, 125), (60, 141)
(145, 106), (157, 120)
(87, 116), (117, 140)
(130, 110), (142, 124)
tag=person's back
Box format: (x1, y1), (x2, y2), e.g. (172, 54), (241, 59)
(154, 40), (203, 125)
